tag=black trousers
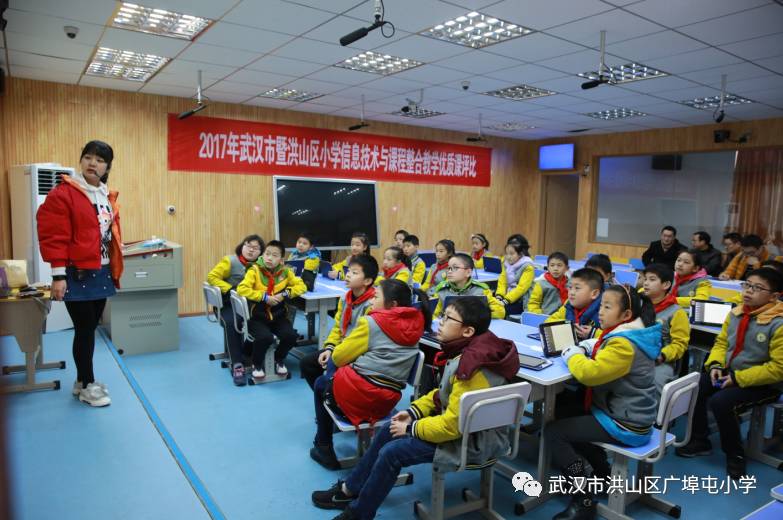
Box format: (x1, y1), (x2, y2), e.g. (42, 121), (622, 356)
(64, 299), (106, 388)
(299, 349), (324, 389)
(692, 371), (780, 457)
(219, 305), (250, 367)
(545, 388), (614, 473)
(246, 315), (299, 367)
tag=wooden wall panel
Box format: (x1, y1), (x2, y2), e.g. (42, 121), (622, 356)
(0, 78), (540, 314)
(535, 118), (783, 260)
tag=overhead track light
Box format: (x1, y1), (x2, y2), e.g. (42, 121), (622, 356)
(178, 70), (208, 119)
(582, 30), (612, 90)
(349, 94), (370, 131)
(340, 0), (395, 46)
(466, 113), (487, 142)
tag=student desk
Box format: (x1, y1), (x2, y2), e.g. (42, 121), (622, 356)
(473, 269), (499, 286)
(0, 292), (65, 393)
(297, 276), (346, 348)
(710, 279), (743, 291)
(772, 483), (783, 501)
(421, 318), (573, 514)
(741, 500), (783, 520)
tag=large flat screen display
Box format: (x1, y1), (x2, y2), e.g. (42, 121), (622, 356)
(539, 143), (575, 170)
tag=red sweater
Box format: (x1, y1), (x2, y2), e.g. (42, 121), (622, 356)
(36, 175), (124, 287)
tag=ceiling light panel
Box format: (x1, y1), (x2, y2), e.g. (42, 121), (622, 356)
(392, 107), (444, 118)
(578, 63), (668, 84)
(335, 51), (423, 75)
(113, 2), (212, 40)
(483, 84), (556, 101)
(423, 11), (534, 49)
(584, 108), (647, 120)
(86, 47), (169, 82)
(487, 122), (536, 131)
(679, 94), (754, 109)
(259, 88), (323, 102)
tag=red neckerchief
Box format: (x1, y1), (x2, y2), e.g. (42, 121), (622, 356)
(654, 293), (679, 314)
(472, 249), (485, 261)
(383, 262), (405, 279)
(341, 287), (375, 336)
(430, 261), (448, 285)
(574, 306), (588, 325)
(729, 305), (757, 364)
(258, 265), (283, 298)
(237, 254), (249, 266)
(671, 270), (701, 297)
(583, 321), (625, 412)
(545, 272), (568, 303)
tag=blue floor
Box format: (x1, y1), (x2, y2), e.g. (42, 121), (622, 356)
(3, 315), (783, 519)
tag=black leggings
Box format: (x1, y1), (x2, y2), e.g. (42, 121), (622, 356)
(64, 299), (106, 388)
(299, 349), (325, 389)
(246, 315), (299, 367)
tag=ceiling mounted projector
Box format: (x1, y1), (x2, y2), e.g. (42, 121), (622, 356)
(340, 0), (395, 46)
(349, 94), (370, 131)
(581, 30), (615, 90)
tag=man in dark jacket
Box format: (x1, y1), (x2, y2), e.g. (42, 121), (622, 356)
(642, 226), (686, 270)
(691, 231), (723, 277)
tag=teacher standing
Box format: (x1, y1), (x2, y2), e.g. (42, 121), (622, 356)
(37, 141), (123, 407)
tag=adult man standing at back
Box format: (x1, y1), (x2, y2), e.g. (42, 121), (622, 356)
(691, 231), (723, 276)
(642, 225), (686, 270)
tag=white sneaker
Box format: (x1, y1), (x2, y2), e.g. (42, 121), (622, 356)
(79, 383), (111, 407)
(275, 363), (288, 376)
(251, 367), (265, 381)
(73, 381), (108, 396)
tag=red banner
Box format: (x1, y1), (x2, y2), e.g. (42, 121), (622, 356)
(167, 114), (491, 186)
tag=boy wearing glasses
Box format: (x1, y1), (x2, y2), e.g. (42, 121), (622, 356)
(432, 253), (505, 319)
(676, 268), (783, 480)
(311, 297), (519, 519)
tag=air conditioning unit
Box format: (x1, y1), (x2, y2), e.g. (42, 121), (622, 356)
(9, 163), (75, 332)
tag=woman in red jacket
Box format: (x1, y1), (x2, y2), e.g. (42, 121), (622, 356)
(37, 141), (123, 407)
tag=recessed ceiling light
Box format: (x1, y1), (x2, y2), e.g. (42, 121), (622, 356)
(578, 63), (668, 84)
(483, 84), (556, 101)
(584, 108), (646, 120)
(113, 2), (212, 40)
(335, 51), (423, 75)
(487, 122), (536, 131)
(85, 47), (169, 82)
(259, 88), (323, 102)
(422, 11), (534, 49)
(679, 94), (754, 110)
(391, 107), (444, 118)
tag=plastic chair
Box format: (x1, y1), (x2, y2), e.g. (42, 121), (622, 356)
(629, 258), (645, 271)
(413, 382), (532, 520)
(483, 257), (502, 274)
(615, 270), (639, 288)
(228, 290), (290, 385)
(324, 350), (426, 474)
(592, 372), (700, 520)
(420, 252), (437, 267)
(319, 261), (333, 277)
(746, 394), (783, 470)
(534, 255), (549, 265)
(286, 259), (305, 277)
(521, 312), (548, 328)
(534, 268), (544, 278)
(203, 283), (229, 363)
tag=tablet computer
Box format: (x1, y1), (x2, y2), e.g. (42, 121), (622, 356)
(538, 320), (578, 357)
(518, 353), (552, 371)
(690, 299), (735, 327)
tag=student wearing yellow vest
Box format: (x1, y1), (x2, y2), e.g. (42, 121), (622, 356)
(470, 233), (492, 270)
(402, 235), (426, 285)
(328, 232), (371, 280)
(527, 252), (569, 315)
(422, 239), (455, 295)
(375, 246), (412, 286)
(672, 249), (711, 308)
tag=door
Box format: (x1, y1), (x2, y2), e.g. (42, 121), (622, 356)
(541, 174), (579, 258)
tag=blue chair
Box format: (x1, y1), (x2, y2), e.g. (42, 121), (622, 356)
(285, 259), (305, 277)
(420, 252), (436, 267)
(630, 258), (645, 271)
(318, 261), (333, 277)
(483, 256), (502, 274)
(428, 298), (439, 315)
(534, 255), (549, 265)
(521, 312), (548, 328)
(615, 270), (639, 287)
(593, 372), (700, 520)
(324, 351), (426, 472)
(534, 268), (544, 278)
(585, 252), (598, 259)
(746, 394), (783, 470)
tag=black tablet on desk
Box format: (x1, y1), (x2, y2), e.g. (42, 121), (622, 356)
(690, 300), (734, 327)
(538, 320), (578, 357)
(518, 353), (552, 370)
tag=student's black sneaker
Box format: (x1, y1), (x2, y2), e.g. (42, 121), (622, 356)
(310, 442), (341, 470)
(312, 480), (352, 510)
(675, 438), (712, 458)
(727, 455), (747, 480)
(553, 495), (596, 520)
(331, 508), (359, 520)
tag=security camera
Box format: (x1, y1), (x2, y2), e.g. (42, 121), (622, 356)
(64, 26), (79, 39)
(713, 130), (730, 143)
(461, 80), (470, 91)
(166, 205), (176, 215)
(713, 109), (725, 123)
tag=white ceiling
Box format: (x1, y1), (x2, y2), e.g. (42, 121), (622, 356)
(2, 0), (783, 139)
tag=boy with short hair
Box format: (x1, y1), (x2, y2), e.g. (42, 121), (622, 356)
(432, 253), (505, 319)
(402, 235), (426, 285)
(676, 269), (783, 480)
(238, 240), (307, 380)
(311, 296), (519, 519)
(720, 234), (782, 281)
(288, 232), (321, 290)
(299, 255), (379, 389)
(546, 268), (604, 340)
(642, 263), (690, 394)
(527, 252), (569, 315)
(585, 253), (616, 286)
